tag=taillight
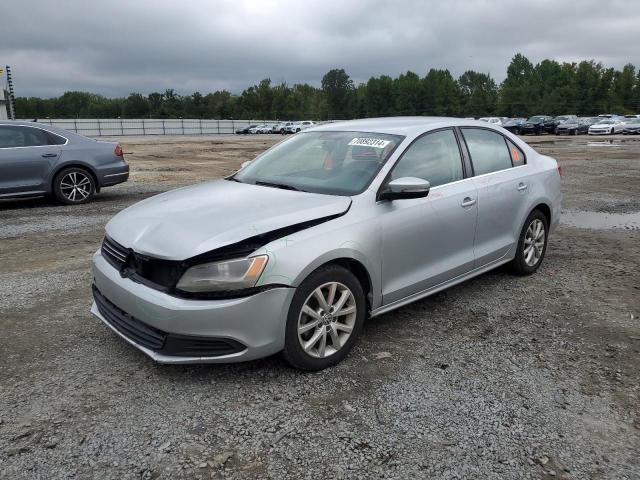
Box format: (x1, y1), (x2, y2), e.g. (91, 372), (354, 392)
(114, 145), (123, 157)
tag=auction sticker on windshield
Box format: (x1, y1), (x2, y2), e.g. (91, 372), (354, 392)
(348, 137), (391, 148)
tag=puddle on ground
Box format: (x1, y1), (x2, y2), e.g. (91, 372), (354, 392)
(561, 209), (640, 230)
(587, 140), (627, 147)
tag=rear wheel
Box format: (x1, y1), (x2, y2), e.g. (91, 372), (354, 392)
(511, 210), (548, 275)
(53, 167), (95, 205)
(283, 265), (366, 371)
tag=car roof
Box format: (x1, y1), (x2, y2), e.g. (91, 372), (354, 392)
(307, 116), (503, 136)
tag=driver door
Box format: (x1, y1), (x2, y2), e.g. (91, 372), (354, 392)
(378, 129), (478, 305)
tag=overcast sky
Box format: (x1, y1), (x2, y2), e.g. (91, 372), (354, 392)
(2, 0), (639, 98)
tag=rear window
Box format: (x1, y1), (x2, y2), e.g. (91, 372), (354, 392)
(506, 139), (525, 167)
(461, 128), (513, 175)
(0, 126), (66, 147)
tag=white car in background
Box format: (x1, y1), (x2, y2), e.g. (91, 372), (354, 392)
(271, 123), (287, 133)
(249, 124), (271, 134)
(478, 117), (503, 126)
(274, 121), (295, 134)
(284, 121), (317, 134)
(588, 119), (625, 135)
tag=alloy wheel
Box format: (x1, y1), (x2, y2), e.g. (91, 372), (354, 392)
(297, 282), (357, 358)
(523, 218), (545, 266)
(60, 171), (92, 202)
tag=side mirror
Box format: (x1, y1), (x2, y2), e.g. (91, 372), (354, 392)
(240, 160), (252, 169)
(379, 177), (430, 201)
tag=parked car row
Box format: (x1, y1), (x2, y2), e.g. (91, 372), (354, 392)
(489, 114), (640, 135)
(235, 121), (318, 135)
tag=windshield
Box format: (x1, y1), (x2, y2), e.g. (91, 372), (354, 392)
(233, 131), (404, 196)
(597, 120), (614, 125)
(528, 116), (545, 122)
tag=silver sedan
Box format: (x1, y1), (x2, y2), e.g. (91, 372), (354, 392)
(91, 117), (561, 370)
(0, 121), (129, 204)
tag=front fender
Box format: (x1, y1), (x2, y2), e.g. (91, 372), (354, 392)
(254, 211), (383, 310)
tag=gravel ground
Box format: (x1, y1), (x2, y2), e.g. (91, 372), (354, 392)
(1, 134), (639, 480)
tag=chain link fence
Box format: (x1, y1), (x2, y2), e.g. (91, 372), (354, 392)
(20, 118), (283, 136)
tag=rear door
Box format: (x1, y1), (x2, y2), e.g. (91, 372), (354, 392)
(460, 127), (529, 266)
(0, 125), (63, 195)
(379, 128), (478, 304)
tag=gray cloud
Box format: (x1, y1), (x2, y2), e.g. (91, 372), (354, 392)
(2, 0), (639, 97)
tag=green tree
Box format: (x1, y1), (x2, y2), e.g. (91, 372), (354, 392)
(393, 71), (423, 116)
(458, 71), (498, 117)
(499, 53), (537, 117)
(423, 69), (461, 116)
(123, 93), (150, 118)
(321, 68), (354, 119)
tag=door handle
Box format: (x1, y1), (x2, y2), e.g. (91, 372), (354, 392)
(517, 183), (528, 191)
(41, 153), (57, 158)
(461, 197), (477, 208)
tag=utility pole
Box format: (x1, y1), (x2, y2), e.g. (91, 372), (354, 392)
(5, 65), (16, 120)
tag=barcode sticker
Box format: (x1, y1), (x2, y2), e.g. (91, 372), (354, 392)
(348, 137), (390, 148)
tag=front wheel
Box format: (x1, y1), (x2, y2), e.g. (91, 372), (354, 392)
(53, 167), (95, 204)
(283, 265), (366, 371)
(510, 210), (548, 275)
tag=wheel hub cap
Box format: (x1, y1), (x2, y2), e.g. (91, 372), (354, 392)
(523, 219), (545, 267)
(297, 281), (357, 359)
(60, 172), (91, 202)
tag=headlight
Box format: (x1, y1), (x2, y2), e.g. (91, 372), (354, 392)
(176, 255), (268, 292)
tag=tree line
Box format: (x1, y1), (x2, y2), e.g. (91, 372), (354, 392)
(16, 54), (640, 120)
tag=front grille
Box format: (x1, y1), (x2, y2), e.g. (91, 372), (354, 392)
(92, 285), (246, 357)
(102, 236), (129, 269)
(93, 285), (165, 350)
(101, 236), (181, 290)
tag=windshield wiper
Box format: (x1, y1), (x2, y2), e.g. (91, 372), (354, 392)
(255, 181), (306, 192)
(226, 176), (243, 183)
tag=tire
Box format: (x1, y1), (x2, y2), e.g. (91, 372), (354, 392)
(510, 209), (549, 276)
(283, 265), (366, 371)
(53, 167), (96, 205)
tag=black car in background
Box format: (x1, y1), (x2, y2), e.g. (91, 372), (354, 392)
(502, 118), (526, 134)
(556, 117), (599, 135)
(520, 116), (553, 135)
(543, 115), (577, 134)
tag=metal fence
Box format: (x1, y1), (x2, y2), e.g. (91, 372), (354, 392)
(19, 118), (283, 136)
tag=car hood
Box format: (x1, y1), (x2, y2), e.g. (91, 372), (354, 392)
(558, 122), (580, 128)
(105, 180), (352, 260)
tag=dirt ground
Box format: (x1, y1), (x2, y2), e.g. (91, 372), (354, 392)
(0, 134), (639, 479)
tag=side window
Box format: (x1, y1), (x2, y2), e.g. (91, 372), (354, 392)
(46, 131), (66, 145)
(0, 126), (25, 148)
(461, 128), (512, 175)
(506, 139), (525, 167)
(20, 127), (50, 147)
(390, 129), (463, 188)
